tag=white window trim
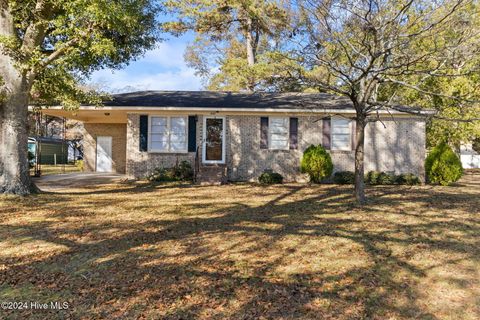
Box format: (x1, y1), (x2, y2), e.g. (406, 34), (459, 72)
(331, 117), (351, 151)
(268, 117), (290, 150)
(202, 116), (226, 164)
(148, 115), (188, 153)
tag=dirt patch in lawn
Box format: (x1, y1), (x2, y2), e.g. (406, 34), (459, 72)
(0, 174), (479, 319)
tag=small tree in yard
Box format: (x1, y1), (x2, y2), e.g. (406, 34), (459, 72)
(0, 0), (160, 195)
(301, 144), (333, 183)
(425, 141), (463, 185)
(295, 0), (480, 204)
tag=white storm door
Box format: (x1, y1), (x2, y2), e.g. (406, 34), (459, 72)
(202, 116), (225, 164)
(96, 136), (113, 172)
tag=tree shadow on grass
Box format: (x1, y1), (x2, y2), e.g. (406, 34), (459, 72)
(0, 176), (479, 319)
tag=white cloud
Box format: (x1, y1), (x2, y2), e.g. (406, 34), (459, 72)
(142, 42), (189, 68)
(90, 67), (202, 93)
(88, 41), (203, 92)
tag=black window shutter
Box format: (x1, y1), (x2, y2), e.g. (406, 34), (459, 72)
(260, 117), (269, 149)
(322, 117), (331, 150)
(289, 117), (298, 150)
(139, 115), (148, 152)
(188, 116), (197, 152)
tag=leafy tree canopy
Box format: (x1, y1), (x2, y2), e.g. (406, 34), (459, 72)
(162, 0), (305, 91)
(0, 0), (161, 108)
(0, 0), (161, 194)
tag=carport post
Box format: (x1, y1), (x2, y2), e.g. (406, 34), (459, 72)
(62, 117), (66, 174)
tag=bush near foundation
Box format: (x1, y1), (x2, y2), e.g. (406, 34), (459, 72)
(300, 145), (333, 183)
(365, 171), (420, 185)
(259, 171), (284, 184)
(365, 171), (382, 185)
(333, 171), (355, 184)
(378, 172), (395, 185)
(147, 161), (193, 182)
(395, 173), (421, 185)
(335, 171), (421, 185)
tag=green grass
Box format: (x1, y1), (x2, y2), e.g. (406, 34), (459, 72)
(0, 172), (479, 319)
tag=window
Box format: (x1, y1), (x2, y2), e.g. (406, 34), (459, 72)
(149, 116), (187, 152)
(331, 118), (351, 150)
(269, 117), (289, 150)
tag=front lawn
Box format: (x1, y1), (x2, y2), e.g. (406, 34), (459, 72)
(0, 173), (479, 319)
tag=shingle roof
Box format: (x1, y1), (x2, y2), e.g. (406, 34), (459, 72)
(102, 90), (354, 110)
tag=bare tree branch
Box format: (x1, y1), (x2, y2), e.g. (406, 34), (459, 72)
(369, 101), (480, 122)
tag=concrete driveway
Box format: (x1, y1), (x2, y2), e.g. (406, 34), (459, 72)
(33, 173), (127, 191)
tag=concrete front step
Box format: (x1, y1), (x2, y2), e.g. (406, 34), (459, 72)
(196, 165), (227, 185)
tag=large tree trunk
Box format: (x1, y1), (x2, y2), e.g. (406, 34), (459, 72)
(0, 2), (35, 195)
(0, 0), (41, 195)
(0, 75), (35, 195)
(354, 114), (366, 204)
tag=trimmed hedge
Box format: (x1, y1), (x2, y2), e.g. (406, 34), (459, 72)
(365, 171), (381, 185)
(300, 145), (333, 183)
(333, 171), (355, 184)
(259, 171), (283, 184)
(335, 170), (421, 185)
(395, 173), (421, 185)
(425, 142), (463, 186)
(365, 171), (421, 185)
(378, 172), (395, 185)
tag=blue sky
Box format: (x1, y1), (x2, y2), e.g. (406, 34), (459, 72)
(89, 35), (203, 93)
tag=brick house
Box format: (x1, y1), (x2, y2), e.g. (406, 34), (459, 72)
(41, 91), (431, 183)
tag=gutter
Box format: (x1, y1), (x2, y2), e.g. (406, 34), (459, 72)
(29, 105), (436, 115)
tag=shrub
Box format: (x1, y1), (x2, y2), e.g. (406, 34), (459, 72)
(333, 171), (355, 184)
(378, 172), (395, 185)
(425, 142), (463, 185)
(258, 171), (283, 184)
(366, 171), (420, 185)
(174, 160), (194, 181)
(365, 171), (381, 185)
(147, 167), (176, 182)
(147, 161), (194, 182)
(395, 173), (421, 185)
(76, 160), (84, 172)
(300, 145), (333, 183)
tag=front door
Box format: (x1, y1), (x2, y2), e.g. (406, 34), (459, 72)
(96, 136), (113, 172)
(202, 117), (225, 164)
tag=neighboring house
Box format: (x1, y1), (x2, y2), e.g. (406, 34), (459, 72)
(40, 91), (432, 183)
(460, 143), (480, 169)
